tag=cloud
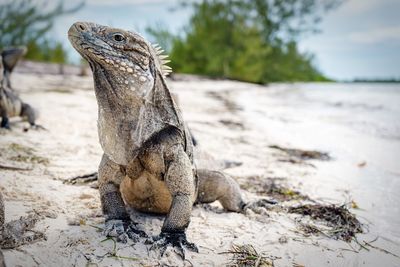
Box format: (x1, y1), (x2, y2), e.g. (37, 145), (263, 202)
(349, 26), (400, 44)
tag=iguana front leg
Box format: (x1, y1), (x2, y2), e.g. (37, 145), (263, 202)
(0, 108), (10, 129)
(98, 154), (146, 242)
(151, 144), (198, 258)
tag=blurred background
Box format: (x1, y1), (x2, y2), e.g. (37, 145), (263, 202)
(1, 1), (400, 266)
(1, 0), (400, 82)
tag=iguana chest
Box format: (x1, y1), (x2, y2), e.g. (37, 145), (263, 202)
(119, 143), (171, 214)
(97, 110), (141, 165)
(120, 171), (172, 214)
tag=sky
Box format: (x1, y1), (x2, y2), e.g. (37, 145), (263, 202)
(50, 0), (400, 81)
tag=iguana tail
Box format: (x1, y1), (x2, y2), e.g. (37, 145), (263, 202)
(20, 102), (37, 126)
(196, 169), (245, 212)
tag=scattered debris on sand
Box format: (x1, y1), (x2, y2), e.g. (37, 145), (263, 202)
(0, 164), (32, 171)
(269, 145), (331, 162)
(207, 91), (242, 112)
(240, 176), (309, 202)
(64, 172), (98, 186)
(1, 143), (49, 165)
(357, 161), (367, 168)
(289, 204), (363, 242)
(0, 214), (46, 249)
(221, 244), (277, 267)
(219, 119), (245, 130)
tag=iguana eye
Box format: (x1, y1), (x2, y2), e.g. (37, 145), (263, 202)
(113, 33), (125, 42)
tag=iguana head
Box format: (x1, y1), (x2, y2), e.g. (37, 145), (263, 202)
(68, 22), (171, 100)
(1, 47), (27, 72)
(68, 22), (181, 165)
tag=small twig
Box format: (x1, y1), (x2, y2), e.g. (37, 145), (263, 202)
(363, 241), (400, 259)
(353, 237), (369, 251)
(185, 259), (194, 267)
(340, 248), (359, 254)
(100, 237), (139, 261)
(365, 235), (379, 244)
(0, 164), (32, 171)
(15, 248), (41, 265)
(88, 224), (103, 231)
(108, 255), (139, 261)
(347, 241), (359, 252)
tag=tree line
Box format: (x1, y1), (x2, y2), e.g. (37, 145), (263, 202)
(0, 0), (83, 64)
(0, 0), (342, 82)
(148, 0), (342, 83)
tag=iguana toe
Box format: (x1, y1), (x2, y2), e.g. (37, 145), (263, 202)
(103, 219), (147, 243)
(149, 232), (198, 259)
(243, 198), (277, 215)
(126, 223), (148, 239)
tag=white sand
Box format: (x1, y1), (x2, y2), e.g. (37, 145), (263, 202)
(0, 72), (399, 266)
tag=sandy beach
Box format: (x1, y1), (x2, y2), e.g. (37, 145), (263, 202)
(0, 65), (399, 266)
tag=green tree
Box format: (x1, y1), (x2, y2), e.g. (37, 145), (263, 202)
(148, 0), (340, 83)
(0, 0), (83, 63)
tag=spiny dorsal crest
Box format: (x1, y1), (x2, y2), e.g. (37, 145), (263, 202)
(152, 43), (172, 78)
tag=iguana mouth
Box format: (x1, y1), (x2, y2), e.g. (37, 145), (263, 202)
(68, 22), (113, 63)
(68, 22), (143, 75)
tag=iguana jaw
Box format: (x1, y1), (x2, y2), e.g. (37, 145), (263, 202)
(68, 22), (156, 99)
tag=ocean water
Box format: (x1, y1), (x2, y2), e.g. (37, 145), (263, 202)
(239, 82), (400, 249)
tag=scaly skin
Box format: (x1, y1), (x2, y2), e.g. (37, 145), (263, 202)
(1, 47), (27, 88)
(0, 52), (38, 129)
(68, 22), (262, 259)
(0, 190), (4, 230)
(0, 190), (4, 267)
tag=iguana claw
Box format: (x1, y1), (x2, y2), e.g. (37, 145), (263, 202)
(148, 232), (198, 259)
(103, 219), (147, 243)
(23, 124), (47, 132)
(243, 198), (277, 214)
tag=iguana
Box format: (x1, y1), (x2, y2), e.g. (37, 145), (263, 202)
(1, 47), (27, 89)
(0, 54), (38, 129)
(68, 22), (268, 258)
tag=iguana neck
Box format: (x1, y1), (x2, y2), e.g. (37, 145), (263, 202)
(91, 63), (179, 165)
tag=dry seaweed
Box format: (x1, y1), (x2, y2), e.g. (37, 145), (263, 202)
(240, 176), (308, 202)
(221, 244), (276, 267)
(64, 172), (98, 185)
(269, 145), (331, 161)
(4, 143), (49, 165)
(288, 204), (363, 242)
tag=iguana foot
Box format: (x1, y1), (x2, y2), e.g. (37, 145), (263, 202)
(32, 124), (47, 130)
(103, 219), (147, 243)
(24, 124), (47, 132)
(243, 198), (277, 214)
(0, 123), (10, 130)
(149, 232), (198, 259)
